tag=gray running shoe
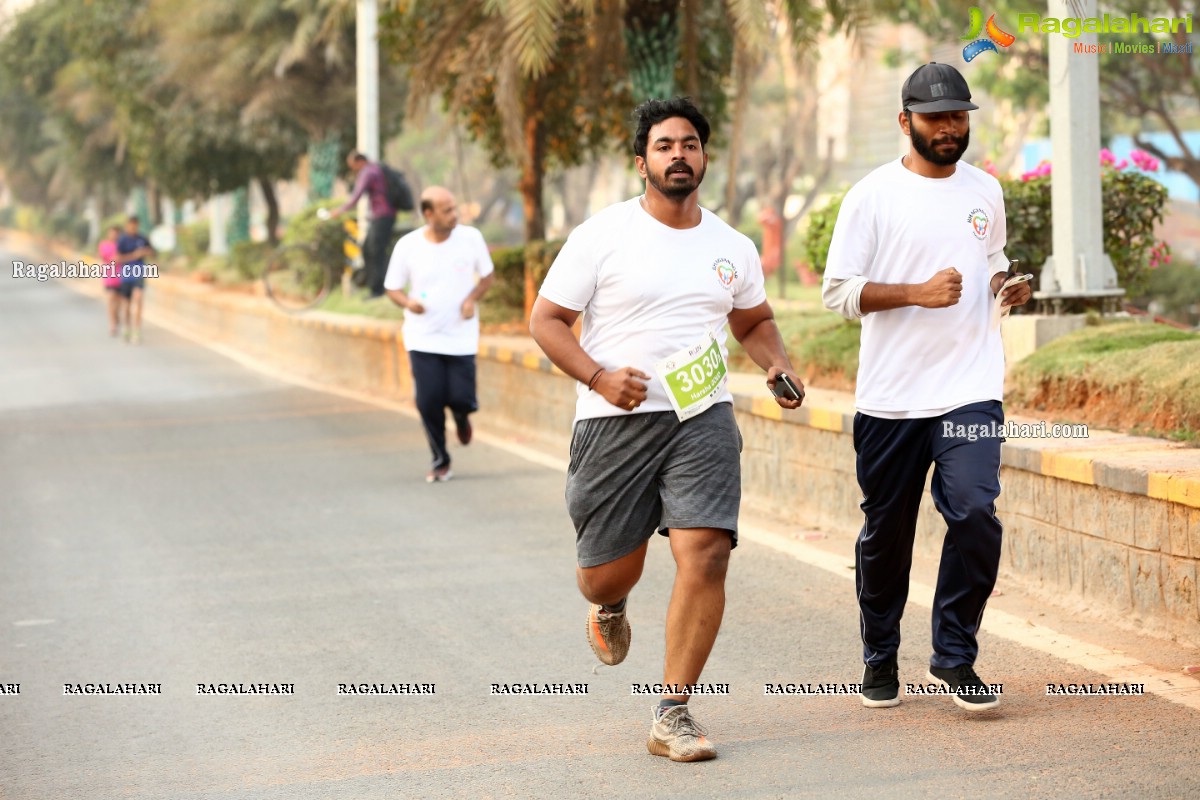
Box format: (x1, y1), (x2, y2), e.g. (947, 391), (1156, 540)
(647, 705), (717, 762)
(585, 603), (630, 666)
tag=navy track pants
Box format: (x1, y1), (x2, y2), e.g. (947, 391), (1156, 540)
(409, 351), (477, 470)
(854, 400), (1004, 670)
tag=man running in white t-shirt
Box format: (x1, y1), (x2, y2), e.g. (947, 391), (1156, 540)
(822, 63), (1031, 712)
(531, 97), (804, 761)
(384, 186), (494, 482)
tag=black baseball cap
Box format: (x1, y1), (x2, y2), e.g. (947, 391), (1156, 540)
(901, 62), (979, 113)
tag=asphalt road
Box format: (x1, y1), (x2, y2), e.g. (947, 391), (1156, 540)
(2, 242), (1199, 799)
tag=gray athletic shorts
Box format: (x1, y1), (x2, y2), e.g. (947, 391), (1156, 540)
(565, 402), (742, 568)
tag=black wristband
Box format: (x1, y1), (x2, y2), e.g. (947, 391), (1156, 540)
(587, 368), (605, 391)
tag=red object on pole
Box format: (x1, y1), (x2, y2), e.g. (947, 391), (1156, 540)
(758, 207), (782, 275)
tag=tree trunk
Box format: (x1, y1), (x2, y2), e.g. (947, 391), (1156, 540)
(475, 170), (514, 225)
(258, 176), (280, 245)
(519, 83), (547, 243)
(681, 0), (700, 99)
(520, 80), (548, 321)
(724, 42), (758, 225)
(146, 182), (162, 226)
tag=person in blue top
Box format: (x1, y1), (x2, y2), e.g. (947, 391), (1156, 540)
(116, 215), (154, 345)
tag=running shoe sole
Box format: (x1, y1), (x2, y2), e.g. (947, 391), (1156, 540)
(646, 738), (717, 762)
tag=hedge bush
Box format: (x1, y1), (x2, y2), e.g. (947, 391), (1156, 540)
(229, 241), (272, 281)
(281, 201), (346, 273)
(524, 239), (565, 297)
(489, 245), (526, 312)
(176, 219), (210, 261)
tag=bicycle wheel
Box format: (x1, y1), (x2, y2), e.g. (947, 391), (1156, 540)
(263, 244), (332, 312)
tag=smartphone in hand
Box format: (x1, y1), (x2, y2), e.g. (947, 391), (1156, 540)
(772, 372), (802, 402)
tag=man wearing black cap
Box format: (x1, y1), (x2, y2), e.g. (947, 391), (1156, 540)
(822, 62), (1031, 712)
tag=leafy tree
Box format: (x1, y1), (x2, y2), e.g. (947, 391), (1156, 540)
(151, 0), (406, 227)
(0, 0), (137, 210)
(383, 0), (865, 244)
(0, 0), (383, 242)
(1096, 0), (1200, 192)
(877, 0), (1200, 193)
(381, 1), (629, 242)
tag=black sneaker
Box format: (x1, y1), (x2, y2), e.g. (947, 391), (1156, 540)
(861, 657), (900, 708)
(926, 664), (1000, 711)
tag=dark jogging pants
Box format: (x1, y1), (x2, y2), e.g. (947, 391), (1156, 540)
(363, 214), (396, 296)
(409, 351), (478, 470)
(854, 400), (1004, 670)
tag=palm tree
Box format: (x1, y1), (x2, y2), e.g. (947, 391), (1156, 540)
(385, 0), (867, 243)
(152, 0), (406, 210)
(383, 1), (629, 242)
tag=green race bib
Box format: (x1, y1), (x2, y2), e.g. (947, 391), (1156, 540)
(655, 333), (728, 422)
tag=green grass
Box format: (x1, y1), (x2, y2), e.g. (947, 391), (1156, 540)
(319, 286), (406, 321)
(727, 309), (859, 385)
(797, 318), (860, 379)
(765, 280), (822, 308)
(1015, 321), (1197, 378)
(1009, 321), (1200, 440)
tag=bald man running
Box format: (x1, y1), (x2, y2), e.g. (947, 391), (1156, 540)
(384, 187), (495, 482)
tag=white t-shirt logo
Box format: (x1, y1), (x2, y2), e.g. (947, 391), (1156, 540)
(712, 257), (738, 291)
(968, 208), (989, 240)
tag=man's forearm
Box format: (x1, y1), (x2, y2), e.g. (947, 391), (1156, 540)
(736, 318), (795, 373)
(859, 282), (921, 313)
(530, 317), (600, 385)
(467, 274), (494, 302)
(386, 288), (412, 308)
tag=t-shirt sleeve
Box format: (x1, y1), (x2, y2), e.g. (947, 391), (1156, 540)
(382, 237), (409, 291)
(988, 181), (1007, 258)
(823, 186), (877, 282)
(733, 238), (768, 310)
(537, 226), (596, 312)
(473, 229), (494, 278)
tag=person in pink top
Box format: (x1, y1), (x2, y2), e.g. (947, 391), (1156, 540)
(97, 225), (122, 337)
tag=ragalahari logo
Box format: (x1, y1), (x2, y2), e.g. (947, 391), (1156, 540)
(962, 7), (1016, 61)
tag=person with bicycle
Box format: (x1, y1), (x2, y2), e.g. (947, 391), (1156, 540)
(383, 186), (494, 483)
(329, 151), (395, 299)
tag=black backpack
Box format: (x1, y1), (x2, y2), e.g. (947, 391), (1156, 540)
(381, 163), (414, 212)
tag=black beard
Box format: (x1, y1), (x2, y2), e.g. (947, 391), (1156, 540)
(646, 162), (706, 199)
(910, 126), (969, 166)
